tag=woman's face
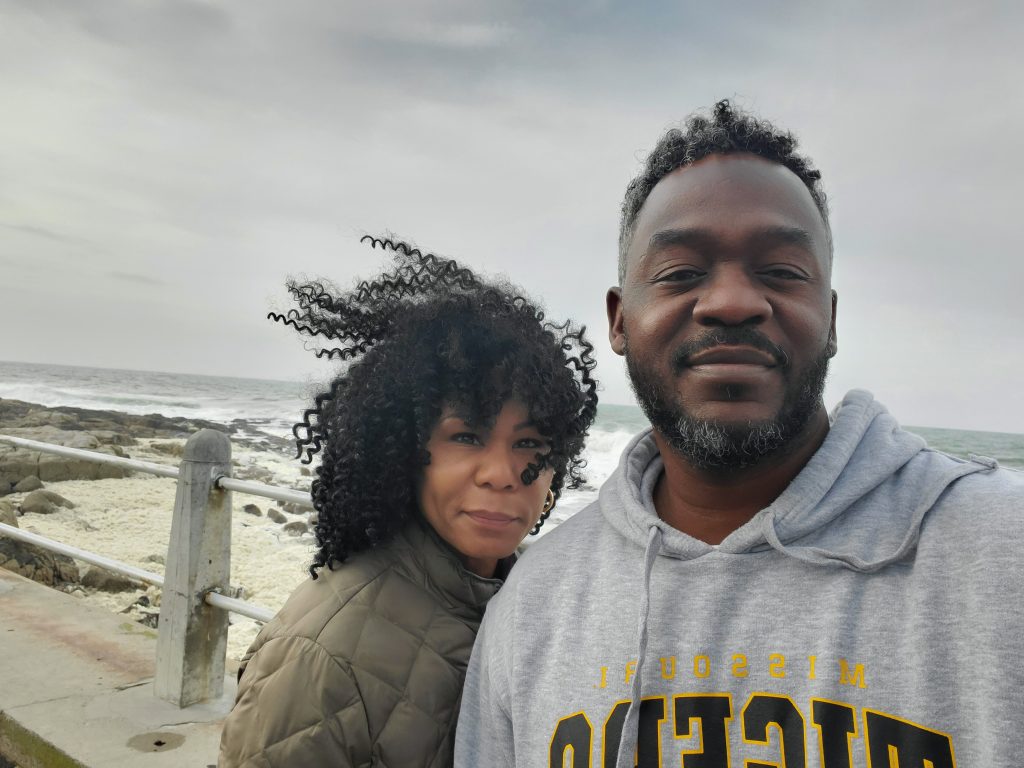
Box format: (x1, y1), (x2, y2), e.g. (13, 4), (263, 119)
(419, 400), (554, 578)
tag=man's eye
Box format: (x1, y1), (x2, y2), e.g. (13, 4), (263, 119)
(762, 268), (807, 281)
(657, 268), (704, 282)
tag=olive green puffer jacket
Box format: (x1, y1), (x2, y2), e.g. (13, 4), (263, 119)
(218, 519), (506, 768)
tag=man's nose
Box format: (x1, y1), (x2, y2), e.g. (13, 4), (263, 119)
(474, 445), (519, 490)
(691, 267), (772, 327)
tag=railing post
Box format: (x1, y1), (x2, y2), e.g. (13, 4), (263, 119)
(154, 429), (232, 707)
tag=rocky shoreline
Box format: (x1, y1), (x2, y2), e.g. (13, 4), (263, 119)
(0, 398), (316, 656)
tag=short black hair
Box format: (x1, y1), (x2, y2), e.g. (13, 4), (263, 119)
(270, 236), (599, 576)
(618, 99), (830, 283)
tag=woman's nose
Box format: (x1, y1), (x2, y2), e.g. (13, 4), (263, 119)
(474, 445), (519, 490)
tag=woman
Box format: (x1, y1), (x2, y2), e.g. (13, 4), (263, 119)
(219, 236), (598, 767)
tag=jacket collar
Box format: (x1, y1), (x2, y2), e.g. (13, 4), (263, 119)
(393, 517), (507, 621)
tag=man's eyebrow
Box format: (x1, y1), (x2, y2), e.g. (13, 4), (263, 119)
(645, 225), (817, 255)
(645, 227), (715, 254)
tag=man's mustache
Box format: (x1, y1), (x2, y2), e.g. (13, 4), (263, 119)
(671, 328), (790, 372)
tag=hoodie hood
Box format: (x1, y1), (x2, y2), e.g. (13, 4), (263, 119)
(600, 389), (996, 571)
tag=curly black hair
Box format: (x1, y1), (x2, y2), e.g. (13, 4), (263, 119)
(618, 99), (830, 283)
(270, 236), (599, 576)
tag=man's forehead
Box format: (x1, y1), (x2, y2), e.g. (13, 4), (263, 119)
(631, 153), (828, 255)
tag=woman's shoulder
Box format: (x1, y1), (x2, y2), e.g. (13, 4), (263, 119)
(261, 540), (409, 643)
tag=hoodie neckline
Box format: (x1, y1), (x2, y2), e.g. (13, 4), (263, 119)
(600, 390), (959, 560)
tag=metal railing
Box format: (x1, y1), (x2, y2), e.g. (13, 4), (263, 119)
(0, 429), (312, 707)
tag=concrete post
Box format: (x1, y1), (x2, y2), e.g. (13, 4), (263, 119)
(154, 429), (232, 707)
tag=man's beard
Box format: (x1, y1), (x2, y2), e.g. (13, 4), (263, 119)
(625, 331), (831, 471)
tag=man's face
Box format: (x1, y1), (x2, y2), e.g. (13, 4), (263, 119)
(608, 153), (837, 469)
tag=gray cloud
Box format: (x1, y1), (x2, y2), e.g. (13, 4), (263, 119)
(106, 271), (167, 287)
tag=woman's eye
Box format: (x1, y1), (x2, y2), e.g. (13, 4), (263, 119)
(451, 432), (481, 445)
(516, 437), (549, 451)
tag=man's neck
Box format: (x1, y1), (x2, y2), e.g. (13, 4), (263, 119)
(651, 408), (830, 545)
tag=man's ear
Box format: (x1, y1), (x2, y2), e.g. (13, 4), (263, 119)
(827, 289), (838, 358)
(607, 287), (626, 356)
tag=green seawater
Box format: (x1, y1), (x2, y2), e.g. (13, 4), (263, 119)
(907, 426), (1024, 470)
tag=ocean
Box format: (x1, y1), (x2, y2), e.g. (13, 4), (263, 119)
(2, 360), (1022, 524)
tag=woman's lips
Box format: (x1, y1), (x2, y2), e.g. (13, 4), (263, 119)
(463, 509), (518, 528)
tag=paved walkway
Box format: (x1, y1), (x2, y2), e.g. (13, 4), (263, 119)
(0, 567), (236, 768)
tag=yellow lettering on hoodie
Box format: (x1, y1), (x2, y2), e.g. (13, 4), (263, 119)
(661, 656), (677, 680)
(731, 654), (749, 678)
(838, 659), (867, 689)
(693, 655), (711, 678)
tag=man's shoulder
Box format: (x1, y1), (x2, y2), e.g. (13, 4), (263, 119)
(935, 457), (1024, 511)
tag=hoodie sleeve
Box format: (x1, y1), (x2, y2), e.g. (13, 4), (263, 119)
(454, 590), (516, 767)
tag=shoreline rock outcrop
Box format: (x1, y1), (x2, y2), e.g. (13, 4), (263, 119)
(0, 398), (236, 495)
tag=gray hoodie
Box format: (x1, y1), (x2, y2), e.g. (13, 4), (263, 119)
(455, 390), (1024, 767)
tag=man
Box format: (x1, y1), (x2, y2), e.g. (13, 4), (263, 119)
(455, 101), (1024, 767)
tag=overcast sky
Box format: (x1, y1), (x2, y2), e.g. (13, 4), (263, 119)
(2, 0), (1022, 433)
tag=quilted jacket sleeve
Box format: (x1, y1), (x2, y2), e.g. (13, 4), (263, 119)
(219, 634), (372, 768)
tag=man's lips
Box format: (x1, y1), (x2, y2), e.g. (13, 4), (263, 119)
(685, 346), (779, 367)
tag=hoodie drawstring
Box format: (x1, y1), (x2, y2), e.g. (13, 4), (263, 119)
(614, 525), (662, 768)
(762, 459), (994, 572)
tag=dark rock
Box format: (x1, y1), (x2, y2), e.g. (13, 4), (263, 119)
(149, 441), (185, 457)
(300, 466), (311, 477)
(0, 440), (131, 486)
(268, 508), (287, 524)
(80, 566), (143, 593)
(21, 489), (74, 515)
(20, 493), (56, 515)
(13, 475), (43, 493)
(0, 398), (234, 439)
(37, 450), (131, 482)
(0, 398), (241, 487)
(0, 500), (16, 527)
(37, 489), (74, 508)
(0, 537), (80, 586)
(0, 448), (39, 492)
(282, 520), (308, 536)
(243, 503), (262, 517)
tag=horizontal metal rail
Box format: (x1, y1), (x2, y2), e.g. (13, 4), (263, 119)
(0, 522), (275, 623)
(0, 434), (179, 478)
(206, 590), (275, 623)
(0, 522), (164, 586)
(215, 475), (313, 508)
